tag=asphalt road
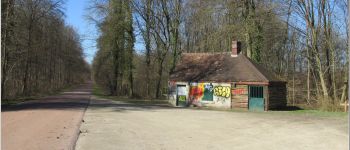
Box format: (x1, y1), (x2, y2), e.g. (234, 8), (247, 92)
(2, 82), (92, 150)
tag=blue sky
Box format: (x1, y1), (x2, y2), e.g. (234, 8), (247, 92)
(64, 0), (144, 64)
(65, 0), (96, 64)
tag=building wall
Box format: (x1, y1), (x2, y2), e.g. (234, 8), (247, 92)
(231, 84), (268, 110)
(168, 81), (189, 106)
(168, 81), (231, 108)
(268, 82), (287, 110)
(231, 84), (249, 108)
(189, 82), (231, 108)
(169, 81), (286, 111)
(264, 85), (269, 111)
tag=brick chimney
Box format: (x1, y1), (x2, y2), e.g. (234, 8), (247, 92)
(231, 41), (241, 57)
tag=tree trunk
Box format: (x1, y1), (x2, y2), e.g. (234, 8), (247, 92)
(22, 20), (34, 96)
(156, 59), (164, 99)
(306, 30), (311, 102)
(145, 0), (152, 98)
(112, 48), (119, 96)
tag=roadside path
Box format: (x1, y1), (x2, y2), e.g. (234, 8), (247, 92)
(2, 82), (92, 150)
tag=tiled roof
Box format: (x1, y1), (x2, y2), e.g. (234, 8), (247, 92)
(169, 53), (283, 82)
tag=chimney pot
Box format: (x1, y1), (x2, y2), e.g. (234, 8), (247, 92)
(231, 40), (241, 57)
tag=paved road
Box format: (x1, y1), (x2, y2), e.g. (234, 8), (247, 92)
(2, 82), (92, 150)
(76, 98), (348, 150)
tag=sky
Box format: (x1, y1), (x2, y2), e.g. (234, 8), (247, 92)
(65, 0), (96, 64)
(64, 0), (144, 64)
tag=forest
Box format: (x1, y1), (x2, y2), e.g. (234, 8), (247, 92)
(1, 0), (349, 111)
(89, 0), (349, 111)
(1, 0), (90, 100)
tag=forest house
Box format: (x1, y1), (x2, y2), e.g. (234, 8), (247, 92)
(168, 41), (287, 111)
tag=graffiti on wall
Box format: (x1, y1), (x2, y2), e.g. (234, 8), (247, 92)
(190, 85), (202, 101)
(203, 84), (213, 100)
(213, 86), (231, 98)
(232, 88), (247, 95)
(178, 95), (186, 101)
(189, 83), (213, 101)
(216, 97), (227, 104)
(231, 85), (248, 95)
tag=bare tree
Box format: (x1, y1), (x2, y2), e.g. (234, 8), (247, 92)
(1, 0), (90, 100)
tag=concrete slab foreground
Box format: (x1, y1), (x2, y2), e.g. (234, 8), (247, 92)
(76, 98), (348, 150)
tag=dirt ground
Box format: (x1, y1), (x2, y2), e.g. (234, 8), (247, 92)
(76, 97), (348, 150)
(1, 83), (92, 150)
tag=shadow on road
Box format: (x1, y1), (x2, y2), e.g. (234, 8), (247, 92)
(2, 83), (92, 112)
(1, 82), (177, 113)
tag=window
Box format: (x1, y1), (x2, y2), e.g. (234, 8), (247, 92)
(249, 86), (263, 98)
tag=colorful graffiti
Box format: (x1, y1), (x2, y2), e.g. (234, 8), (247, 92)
(214, 86), (231, 98)
(232, 88), (247, 95)
(189, 83), (213, 101)
(178, 95), (186, 101)
(203, 84), (213, 100)
(231, 85), (248, 95)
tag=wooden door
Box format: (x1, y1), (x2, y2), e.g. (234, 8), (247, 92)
(248, 86), (264, 111)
